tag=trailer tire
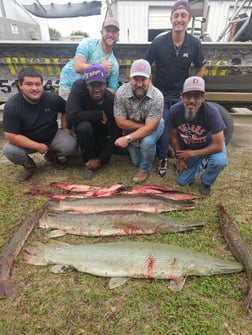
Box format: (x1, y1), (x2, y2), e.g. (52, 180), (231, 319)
(211, 102), (234, 145)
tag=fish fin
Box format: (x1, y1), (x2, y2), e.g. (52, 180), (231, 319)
(169, 277), (186, 291)
(50, 265), (76, 274)
(108, 277), (129, 289)
(48, 229), (66, 239)
(0, 280), (16, 299)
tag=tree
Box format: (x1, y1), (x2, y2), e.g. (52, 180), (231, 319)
(49, 27), (62, 40)
(71, 31), (89, 37)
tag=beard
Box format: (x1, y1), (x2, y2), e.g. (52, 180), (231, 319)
(133, 88), (146, 99)
(185, 109), (197, 120)
(184, 102), (198, 120)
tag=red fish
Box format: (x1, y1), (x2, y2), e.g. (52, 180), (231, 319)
(122, 184), (199, 201)
(50, 182), (100, 193)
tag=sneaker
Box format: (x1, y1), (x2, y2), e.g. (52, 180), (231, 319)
(18, 167), (36, 182)
(157, 159), (168, 177)
(44, 152), (66, 170)
(132, 170), (149, 183)
(199, 183), (211, 196)
(83, 166), (93, 180)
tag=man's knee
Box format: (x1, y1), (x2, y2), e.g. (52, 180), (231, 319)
(75, 121), (93, 136)
(208, 155), (228, 169)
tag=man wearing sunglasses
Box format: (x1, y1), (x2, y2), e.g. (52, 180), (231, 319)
(168, 76), (228, 196)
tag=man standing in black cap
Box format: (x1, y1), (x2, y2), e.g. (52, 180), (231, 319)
(144, 0), (206, 178)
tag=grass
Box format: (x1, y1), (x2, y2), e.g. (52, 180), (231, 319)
(0, 139), (252, 335)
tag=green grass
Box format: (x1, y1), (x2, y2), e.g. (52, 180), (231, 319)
(0, 141), (251, 335)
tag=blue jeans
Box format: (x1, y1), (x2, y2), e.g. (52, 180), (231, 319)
(176, 143), (228, 186)
(128, 119), (164, 172)
(157, 98), (180, 160)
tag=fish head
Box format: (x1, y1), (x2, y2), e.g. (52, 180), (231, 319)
(187, 259), (243, 276)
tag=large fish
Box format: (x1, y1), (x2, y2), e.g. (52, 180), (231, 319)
(39, 211), (205, 238)
(48, 194), (195, 214)
(218, 203), (252, 312)
(24, 241), (243, 290)
(0, 205), (47, 299)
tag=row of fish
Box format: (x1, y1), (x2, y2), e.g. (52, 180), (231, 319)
(1, 181), (249, 311)
(36, 184), (247, 299)
(26, 182), (200, 201)
(45, 185), (200, 239)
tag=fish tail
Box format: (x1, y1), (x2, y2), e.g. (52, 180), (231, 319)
(0, 280), (16, 299)
(24, 242), (48, 266)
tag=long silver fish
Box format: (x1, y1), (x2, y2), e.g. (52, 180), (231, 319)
(24, 241), (243, 290)
(48, 194), (195, 214)
(39, 210), (205, 238)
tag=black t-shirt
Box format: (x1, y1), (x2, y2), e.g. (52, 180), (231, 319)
(144, 32), (206, 98)
(66, 79), (121, 139)
(3, 92), (65, 145)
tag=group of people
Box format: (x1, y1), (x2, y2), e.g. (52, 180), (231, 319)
(2, 0), (228, 196)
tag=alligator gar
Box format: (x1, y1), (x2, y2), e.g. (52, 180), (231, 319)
(39, 210), (205, 238)
(218, 203), (252, 312)
(0, 204), (47, 298)
(48, 194), (195, 214)
(24, 240), (243, 290)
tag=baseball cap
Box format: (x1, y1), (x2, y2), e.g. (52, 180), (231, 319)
(171, 0), (191, 15)
(130, 59), (151, 78)
(182, 76), (205, 94)
(102, 17), (120, 31)
(84, 64), (108, 84)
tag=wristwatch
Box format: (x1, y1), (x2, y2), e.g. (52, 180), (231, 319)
(126, 135), (132, 143)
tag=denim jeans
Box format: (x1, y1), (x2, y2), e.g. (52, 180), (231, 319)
(157, 98), (180, 160)
(128, 119), (164, 172)
(176, 142), (228, 186)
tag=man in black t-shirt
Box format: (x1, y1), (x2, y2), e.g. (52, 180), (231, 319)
(66, 64), (122, 180)
(144, 0), (206, 178)
(3, 67), (77, 182)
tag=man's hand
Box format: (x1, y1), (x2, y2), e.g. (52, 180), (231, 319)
(102, 55), (112, 74)
(101, 111), (108, 124)
(37, 143), (49, 154)
(176, 149), (193, 161)
(85, 159), (101, 170)
(114, 136), (129, 148)
(176, 159), (189, 175)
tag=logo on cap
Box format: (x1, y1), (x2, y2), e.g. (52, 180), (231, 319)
(130, 59), (151, 78)
(84, 64), (108, 84)
(182, 76), (205, 93)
